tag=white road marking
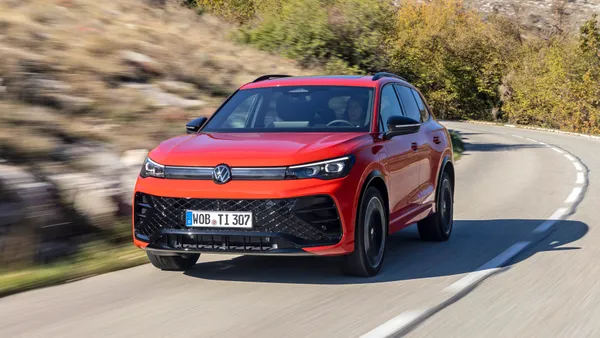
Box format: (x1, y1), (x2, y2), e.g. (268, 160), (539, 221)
(363, 241), (533, 337)
(360, 311), (425, 338)
(444, 268), (500, 294)
(512, 134), (549, 146)
(533, 208), (568, 233)
(565, 187), (583, 203)
(445, 241), (531, 293)
(362, 128), (589, 338)
(16, 182), (49, 189)
(549, 207), (569, 221)
(577, 172), (585, 184)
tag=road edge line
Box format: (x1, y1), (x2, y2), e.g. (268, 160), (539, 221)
(360, 125), (590, 338)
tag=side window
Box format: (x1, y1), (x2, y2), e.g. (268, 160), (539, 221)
(395, 85), (421, 122)
(223, 94), (260, 128)
(379, 85), (403, 132)
(262, 92), (282, 126)
(411, 89), (429, 122)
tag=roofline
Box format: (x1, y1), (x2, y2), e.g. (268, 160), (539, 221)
(371, 72), (407, 81)
(239, 73), (411, 90)
(248, 73), (407, 81)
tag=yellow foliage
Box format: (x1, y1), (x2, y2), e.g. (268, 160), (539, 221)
(391, 0), (517, 119)
(504, 35), (600, 134)
(190, 0), (256, 23)
(201, 0), (600, 133)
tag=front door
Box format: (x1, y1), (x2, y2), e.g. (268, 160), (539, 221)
(379, 84), (420, 231)
(394, 84), (434, 206)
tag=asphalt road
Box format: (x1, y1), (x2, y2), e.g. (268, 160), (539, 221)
(1, 122), (597, 338)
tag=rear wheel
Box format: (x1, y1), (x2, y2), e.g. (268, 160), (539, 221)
(147, 252), (200, 271)
(417, 171), (453, 241)
(341, 186), (388, 277)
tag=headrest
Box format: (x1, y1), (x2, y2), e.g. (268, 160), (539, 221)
(276, 95), (309, 121)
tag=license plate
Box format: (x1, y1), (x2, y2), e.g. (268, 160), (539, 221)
(185, 210), (253, 228)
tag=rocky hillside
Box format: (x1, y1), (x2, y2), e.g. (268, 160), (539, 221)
(404, 0), (600, 33)
(466, 0), (600, 33)
(0, 0), (312, 265)
(2, 0), (598, 266)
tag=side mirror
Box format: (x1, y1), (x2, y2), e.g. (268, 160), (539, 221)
(384, 116), (420, 139)
(186, 117), (207, 134)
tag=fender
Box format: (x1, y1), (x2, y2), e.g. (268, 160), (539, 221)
(357, 169), (389, 216)
(434, 154), (454, 212)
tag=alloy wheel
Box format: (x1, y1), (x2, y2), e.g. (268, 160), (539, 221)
(363, 196), (386, 268)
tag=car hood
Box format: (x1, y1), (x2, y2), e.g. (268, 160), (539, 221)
(148, 132), (372, 167)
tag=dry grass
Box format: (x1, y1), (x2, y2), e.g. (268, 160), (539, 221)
(0, 0), (314, 156)
(0, 242), (148, 298)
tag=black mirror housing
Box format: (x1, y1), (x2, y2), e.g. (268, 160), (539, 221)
(384, 116), (420, 139)
(186, 117), (208, 134)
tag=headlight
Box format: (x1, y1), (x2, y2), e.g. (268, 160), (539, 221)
(140, 157), (165, 178)
(285, 156), (354, 180)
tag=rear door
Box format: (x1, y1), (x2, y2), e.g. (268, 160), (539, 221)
(394, 84), (434, 206)
(411, 88), (447, 207)
(379, 84), (420, 228)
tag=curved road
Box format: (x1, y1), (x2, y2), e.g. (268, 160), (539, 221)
(1, 122), (598, 337)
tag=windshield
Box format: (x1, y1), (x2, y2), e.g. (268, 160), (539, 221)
(202, 86), (374, 133)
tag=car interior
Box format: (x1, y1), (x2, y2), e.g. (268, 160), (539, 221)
(220, 87), (373, 130)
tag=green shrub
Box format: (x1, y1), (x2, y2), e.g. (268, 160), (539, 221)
(241, 0), (521, 120)
(580, 14), (600, 55)
(207, 0), (600, 133)
(241, 0), (334, 66)
(389, 0), (521, 120)
(239, 0), (395, 72)
(503, 16), (600, 134)
(186, 0), (256, 23)
(325, 0), (396, 73)
(324, 57), (363, 75)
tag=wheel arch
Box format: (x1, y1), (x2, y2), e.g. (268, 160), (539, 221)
(436, 155), (455, 204)
(358, 170), (389, 220)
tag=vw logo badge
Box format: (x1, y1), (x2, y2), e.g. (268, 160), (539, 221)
(213, 164), (231, 184)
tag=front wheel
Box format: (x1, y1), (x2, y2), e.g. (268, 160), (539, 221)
(147, 252), (200, 271)
(341, 186), (388, 277)
(417, 171), (453, 241)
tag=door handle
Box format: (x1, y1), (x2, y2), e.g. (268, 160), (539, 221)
(411, 142), (418, 151)
(433, 136), (441, 144)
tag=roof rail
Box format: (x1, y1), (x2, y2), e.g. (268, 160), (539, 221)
(372, 72), (407, 81)
(252, 74), (292, 83)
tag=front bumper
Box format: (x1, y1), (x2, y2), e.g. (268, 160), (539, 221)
(132, 176), (359, 256)
(134, 193), (342, 254)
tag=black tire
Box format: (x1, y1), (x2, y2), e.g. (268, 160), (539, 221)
(417, 171), (453, 241)
(341, 186), (388, 277)
(147, 252), (200, 271)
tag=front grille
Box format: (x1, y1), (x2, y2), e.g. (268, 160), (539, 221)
(134, 193), (342, 245)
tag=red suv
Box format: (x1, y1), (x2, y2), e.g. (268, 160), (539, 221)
(133, 73), (455, 277)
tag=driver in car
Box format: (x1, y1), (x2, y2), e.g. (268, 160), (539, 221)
(344, 96), (369, 127)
